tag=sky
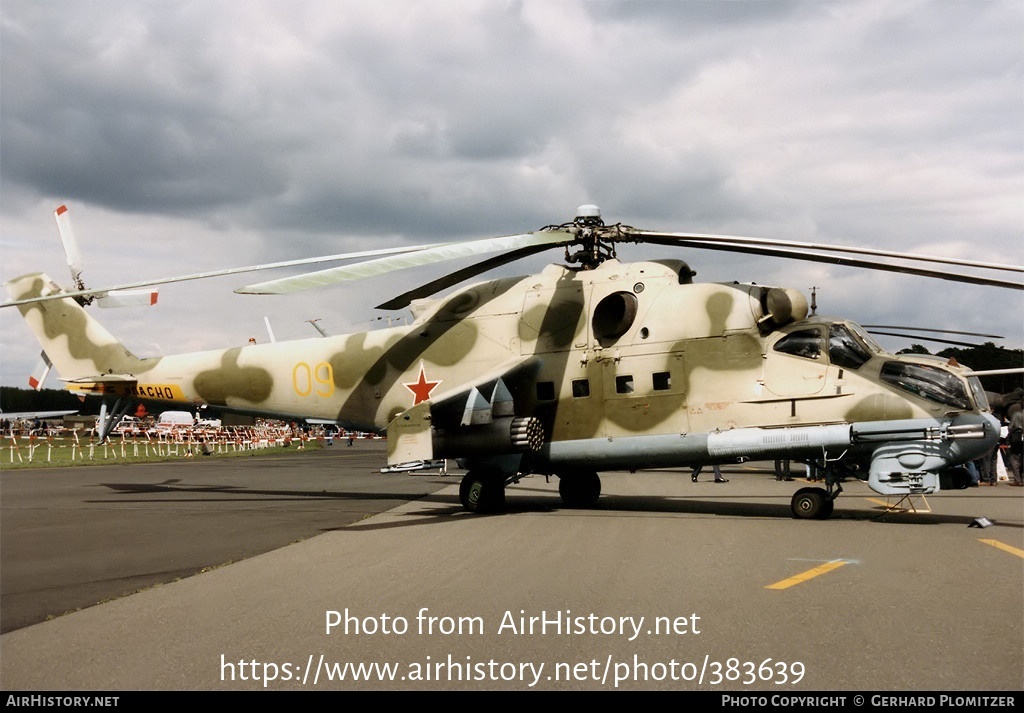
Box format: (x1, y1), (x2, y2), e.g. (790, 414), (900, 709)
(1, 0), (1022, 390)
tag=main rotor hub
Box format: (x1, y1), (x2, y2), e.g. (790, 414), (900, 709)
(539, 205), (633, 270)
(560, 204), (615, 269)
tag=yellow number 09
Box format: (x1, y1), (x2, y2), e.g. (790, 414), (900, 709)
(292, 362), (335, 397)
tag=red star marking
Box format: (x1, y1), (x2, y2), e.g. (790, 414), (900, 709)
(403, 363), (441, 405)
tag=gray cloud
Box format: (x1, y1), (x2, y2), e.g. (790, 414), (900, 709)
(1, 0), (1021, 387)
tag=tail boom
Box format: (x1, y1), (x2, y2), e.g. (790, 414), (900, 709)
(6, 273), (148, 386)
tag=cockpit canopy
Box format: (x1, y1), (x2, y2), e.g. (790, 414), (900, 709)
(773, 321), (878, 370)
(773, 319), (983, 411)
(879, 361), (975, 411)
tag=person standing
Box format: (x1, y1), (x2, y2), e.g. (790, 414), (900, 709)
(1007, 408), (1024, 486)
(774, 459), (793, 481)
(965, 459), (980, 487)
(691, 464), (728, 483)
(975, 441), (999, 486)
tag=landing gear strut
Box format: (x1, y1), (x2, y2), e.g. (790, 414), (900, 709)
(96, 397), (134, 442)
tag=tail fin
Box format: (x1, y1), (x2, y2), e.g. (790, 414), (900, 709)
(5, 273), (146, 386)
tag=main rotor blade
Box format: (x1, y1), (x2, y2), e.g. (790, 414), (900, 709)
(865, 331), (988, 348)
(628, 229), (1024, 275)
(236, 230), (574, 295)
(1, 243), (433, 309)
(633, 234), (1023, 290)
(376, 243), (558, 310)
(861, 325), (1004, 338)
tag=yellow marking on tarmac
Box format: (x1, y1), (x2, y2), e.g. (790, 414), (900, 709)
(765, 560), (850, 590)
(980, 539), (1024, 559)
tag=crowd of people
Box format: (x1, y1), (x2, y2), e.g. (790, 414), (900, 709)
(985, 387), (1023, 487)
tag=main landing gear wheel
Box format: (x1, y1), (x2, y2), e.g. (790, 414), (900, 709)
(558, 470), (601, 508)
(459, 470), (507, 513)
(791, 487), (834, 520)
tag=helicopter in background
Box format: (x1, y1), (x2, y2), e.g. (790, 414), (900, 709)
(4, 204), (1022, 518)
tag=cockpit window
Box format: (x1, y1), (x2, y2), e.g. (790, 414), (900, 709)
(774, 329), (822, 359)
(847, 322), (884, 353)
(968, 376), (990, 411)
(828, 324), (873, 369)
(880, 361), (973, 410)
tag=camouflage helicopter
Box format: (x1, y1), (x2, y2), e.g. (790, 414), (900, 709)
(4, 204), (1022, 519)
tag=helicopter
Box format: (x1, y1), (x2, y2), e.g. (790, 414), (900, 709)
(4, 204), (1021, 519)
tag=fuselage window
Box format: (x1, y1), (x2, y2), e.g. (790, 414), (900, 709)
(572, 379), (591, 398)
(536, 381), (556, 401)
(615, 375), (634, 394)
(652, 371), (671, 391)
(774, 329), (822, 359)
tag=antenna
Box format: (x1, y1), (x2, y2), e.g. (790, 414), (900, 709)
(809, 286), (819, 316)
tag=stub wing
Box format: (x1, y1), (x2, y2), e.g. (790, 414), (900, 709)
(385, 355), (541, 468)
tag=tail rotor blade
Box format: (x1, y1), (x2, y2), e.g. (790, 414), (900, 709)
(54, 205), (85, 290)
(28, 352), (53, 391)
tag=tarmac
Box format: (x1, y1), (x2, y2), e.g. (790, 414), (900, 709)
(2, 442), (1022, 691)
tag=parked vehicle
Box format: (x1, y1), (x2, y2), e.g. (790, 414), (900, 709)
(114, 415), (142, 433)
(155, 411), (195, 430)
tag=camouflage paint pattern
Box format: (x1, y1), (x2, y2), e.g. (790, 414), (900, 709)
(6, 259), (992, 474)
